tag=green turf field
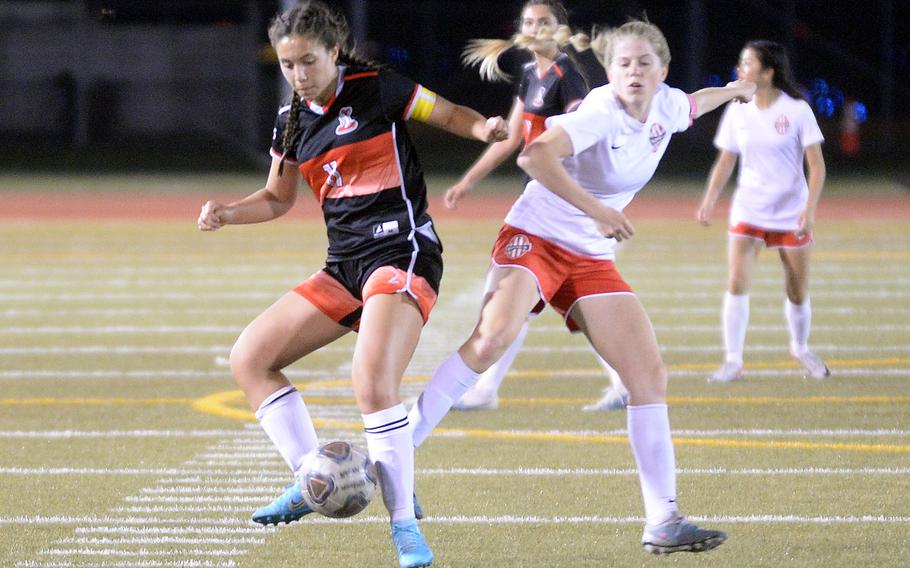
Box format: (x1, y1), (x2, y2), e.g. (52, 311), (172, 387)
(1, 177), (908, 567)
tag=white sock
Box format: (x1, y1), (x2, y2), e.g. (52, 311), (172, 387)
(409, 352), (479, 448)
(255, 385), (319, 472)
(785, 298), (812, 355)
(722, 292), (749, 365)
(593, 349), (627, 395)
(363, 404), (414, 523)
(471, 320), (529, 394)
(627, 404), (678, 526)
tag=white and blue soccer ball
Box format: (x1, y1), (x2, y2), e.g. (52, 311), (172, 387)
(297, 441), (377, 518)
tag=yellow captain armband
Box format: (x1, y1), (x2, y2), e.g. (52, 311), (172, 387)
(405, 85), (437, 123)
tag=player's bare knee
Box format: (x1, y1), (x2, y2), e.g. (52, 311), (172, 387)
(468, 331), (515, 370)
(353, 385), (397, 413)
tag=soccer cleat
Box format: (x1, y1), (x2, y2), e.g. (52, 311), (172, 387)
(641, 515), (727, 554)
(391, 519), (434, 568)
(707, 362), (744, 383)
(251, 480), (313, 526)
(413, 492), (424, 520)
(583, 386), (630, 411)
(451, 387), (499, 411)
(791, 349), (831, 380)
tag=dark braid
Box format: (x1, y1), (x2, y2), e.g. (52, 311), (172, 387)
(269, 0), (377, 175)
(278, 92), (302, 176)
(744, 40), (805, 101)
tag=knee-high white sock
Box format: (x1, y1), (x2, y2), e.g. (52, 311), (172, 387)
(255, 385), (319, 473)
(722, 292), (749, 365)
(363, 403), (414, 523)
(472, 320), (529, 394)
(409, 352), (480, 448)
(593, 349), (627, 395)
(785, 298), (812, 355)
(627, 404), (678, 526)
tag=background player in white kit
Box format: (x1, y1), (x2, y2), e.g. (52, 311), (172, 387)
(409, 19), (756, 554)
(696, 40), (830, 383)
(446, 0), (630, 412)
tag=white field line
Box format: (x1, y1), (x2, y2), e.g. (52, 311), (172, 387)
(6, 515), (907, 527)
(0, 430), (254, 439)
(123, 496), (265, 504)
(2, 289), (909, 303)
(13, 367), (900, 381)
(74, 527), (272, 535)
(57, 537), (265, 546)
(17, 562), (237, 568)
(38, 549), (248, 558)
(0, 516), (250, 526)
(110, 506), (257, 514)
(4, 322), (910, 335)
(4, 261), (901, 276)
(3, 343), (909, 356)
(0, 369), (333, 380)
(4, 276), (910, 290)
(4, 465), (909, 479)
(5, 306), (910, 318)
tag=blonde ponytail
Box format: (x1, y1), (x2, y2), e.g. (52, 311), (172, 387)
(462, 24), (574, 82)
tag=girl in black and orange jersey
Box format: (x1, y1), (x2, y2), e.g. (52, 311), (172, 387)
(197, 2), (505, 567)
(435, 1), (630, 412)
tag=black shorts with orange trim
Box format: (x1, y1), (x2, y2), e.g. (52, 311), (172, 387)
(293, 235), (442, 331)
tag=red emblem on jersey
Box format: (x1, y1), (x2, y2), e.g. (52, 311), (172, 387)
(504, 234), (532, 259)
(531, 86), (546, 108)
(335, 106), (358, 135)
(649, 123), (666, 152)
(774, 114), (790, 135)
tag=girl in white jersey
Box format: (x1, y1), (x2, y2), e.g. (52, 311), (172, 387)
(443, 0), (630, 412)
(409, 20), (756, 555)
(696, 40), (830, 383)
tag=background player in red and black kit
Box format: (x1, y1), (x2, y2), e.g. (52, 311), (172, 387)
(433, 1), (629, 412)
(197, 2), (506, 567)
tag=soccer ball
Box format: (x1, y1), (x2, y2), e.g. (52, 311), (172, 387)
(297, 441), (377, 518)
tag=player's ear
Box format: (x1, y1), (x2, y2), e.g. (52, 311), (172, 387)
(329, 45), (340, 65)
(659, 64), (668, 82)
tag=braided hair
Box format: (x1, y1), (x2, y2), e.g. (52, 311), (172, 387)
(268, 0), (376, 175)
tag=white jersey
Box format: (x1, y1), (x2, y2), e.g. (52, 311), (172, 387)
(714, 92), (824, 231)
(504, 83), (694, 259)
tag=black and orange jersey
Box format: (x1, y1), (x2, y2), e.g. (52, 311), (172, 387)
(271, 66), (439, 262)
(516, 52), (587, 147)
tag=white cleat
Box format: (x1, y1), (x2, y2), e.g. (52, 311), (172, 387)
(707, 362), (744, 383)
(791, 349), (831, 380)
(452, 387), (499, 411)
(583, 386), (630, 411)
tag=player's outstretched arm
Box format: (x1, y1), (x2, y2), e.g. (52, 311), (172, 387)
(425, 96), (508, 144)
(689, 80), (757, 119)
(197, 156), (299, 231)
(444, 101), (525, 209)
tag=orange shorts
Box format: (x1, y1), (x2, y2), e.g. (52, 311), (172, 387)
(729, 222), (813, 248)
(491, 225), (633, 332)
(293, 247), (441, 331)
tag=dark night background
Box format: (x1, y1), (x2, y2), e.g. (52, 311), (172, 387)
(0, 0), (907, 180)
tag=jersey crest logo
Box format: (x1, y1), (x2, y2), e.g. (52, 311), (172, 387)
(504, 234), (532, 259)
(322, 161), (343, 188)
(774, 114), (790, 135)
(649, 123), (667, 152)
(532, 86), (546, 108)
(335, 106), (359, 135)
